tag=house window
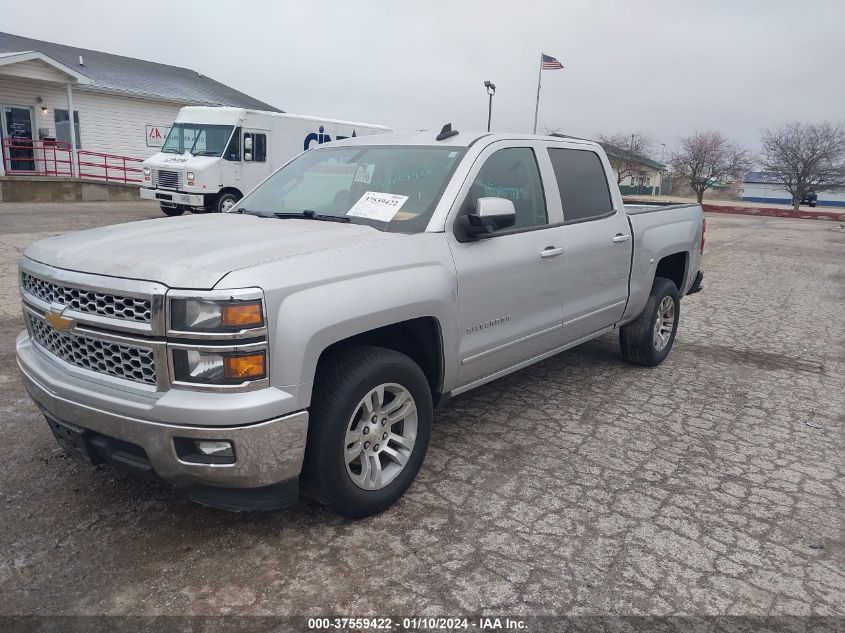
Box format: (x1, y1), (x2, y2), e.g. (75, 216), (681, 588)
(54, 109), (81, 147)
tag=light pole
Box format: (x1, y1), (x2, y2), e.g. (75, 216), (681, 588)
(484, 81), (496, 132)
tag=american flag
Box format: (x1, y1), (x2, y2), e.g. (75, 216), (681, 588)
(541, 53), (564, 70)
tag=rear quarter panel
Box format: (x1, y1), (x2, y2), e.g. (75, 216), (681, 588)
(621, 204), (704, 323)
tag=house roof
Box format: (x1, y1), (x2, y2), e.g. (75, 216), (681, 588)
(0, 50), (93, 84)
(743, 171), (780, 184)
(0, 31), (281, 112)
(598, 141), (665, 171)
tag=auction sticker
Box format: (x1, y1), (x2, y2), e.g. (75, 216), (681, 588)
(347, 191), (408, 222)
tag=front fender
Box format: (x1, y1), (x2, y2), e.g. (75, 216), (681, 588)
(270, 264), (456, 407)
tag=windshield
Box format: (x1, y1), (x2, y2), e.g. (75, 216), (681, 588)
(237, 146), (466, 232)
(161, 123), (235, 156)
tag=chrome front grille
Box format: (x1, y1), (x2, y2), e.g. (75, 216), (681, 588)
(21, 272), (151, 323)
(155, 169), (181, 189)
(26, 313), (157, 385)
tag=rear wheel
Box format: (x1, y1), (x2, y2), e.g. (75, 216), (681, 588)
(160, 204), (185, 216)
(620, 277), (680, 367)
(303, 345), (432, 519)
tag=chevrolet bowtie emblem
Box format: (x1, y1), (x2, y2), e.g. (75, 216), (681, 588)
(45, 310), (74, 331)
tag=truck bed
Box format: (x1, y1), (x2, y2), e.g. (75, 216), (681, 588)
(624, 203), (700, 215)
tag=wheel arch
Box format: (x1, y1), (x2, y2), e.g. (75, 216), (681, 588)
(654, 251), (688, 292)
(316, 317), (445, 404)
(218, 186), (244, 199)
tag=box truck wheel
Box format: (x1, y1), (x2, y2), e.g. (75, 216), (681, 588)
(160, 204), (185, 217)
(215, 191), (241, 213)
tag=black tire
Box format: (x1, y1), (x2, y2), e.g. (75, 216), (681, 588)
(620, 277), (680, 367)
(215, 191), (240, 213)
(160, 204), (185, 216)
(303, 345), (433, 519)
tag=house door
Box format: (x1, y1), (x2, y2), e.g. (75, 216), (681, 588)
(2, 105), (35, 172)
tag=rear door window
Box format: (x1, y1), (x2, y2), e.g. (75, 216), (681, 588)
(547, 148), (613, 223)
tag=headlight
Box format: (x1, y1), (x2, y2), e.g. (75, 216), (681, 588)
(143, 166), (151, 180)
(172, 349), (266, 384)
(170, 298), (264, 332)
(186, 171), (195, 185)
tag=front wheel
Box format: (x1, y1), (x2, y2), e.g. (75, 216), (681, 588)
(620, 277), (680, 367)
(215, 191), (240, 213)
(303, 345), (432, 519)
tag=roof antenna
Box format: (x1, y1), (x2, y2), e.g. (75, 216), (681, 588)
(436, 123), (458, 141)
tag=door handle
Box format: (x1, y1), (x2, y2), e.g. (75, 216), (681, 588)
(540, 246), (564, 259)
(612, 233), (631, 243)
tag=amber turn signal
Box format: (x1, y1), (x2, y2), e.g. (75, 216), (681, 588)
(223, 353), (266, 380)
(221, 302), (263, 328)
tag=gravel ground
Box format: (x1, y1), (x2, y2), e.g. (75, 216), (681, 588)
(0, 202), (843, 620)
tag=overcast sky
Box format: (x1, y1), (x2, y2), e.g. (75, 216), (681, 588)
(4, 0), (844, 157)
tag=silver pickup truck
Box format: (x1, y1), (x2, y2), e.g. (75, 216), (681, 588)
(16, 128), (704, 517)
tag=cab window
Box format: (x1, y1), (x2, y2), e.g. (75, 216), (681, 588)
(464, 147), (547, 229)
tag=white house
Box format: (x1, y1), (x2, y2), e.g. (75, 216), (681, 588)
(0, 31), (279, 179)
(742, 171), (845, 208)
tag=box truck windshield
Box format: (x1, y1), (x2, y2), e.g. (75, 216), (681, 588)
(162, 123), (235, 156)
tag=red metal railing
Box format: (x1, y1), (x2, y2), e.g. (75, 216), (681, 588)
(2, 138), (143, 184)
(77, 150), (143, 184)
(1, 138), (73, 177)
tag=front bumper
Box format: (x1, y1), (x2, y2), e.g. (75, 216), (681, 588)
(16, 333), (309, 508)
(140, 187), (205, 207)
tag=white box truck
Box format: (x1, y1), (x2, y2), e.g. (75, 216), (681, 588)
(140, 107), (391, 215)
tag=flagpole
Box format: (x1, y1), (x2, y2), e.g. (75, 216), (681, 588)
(532, 52), (542, 134)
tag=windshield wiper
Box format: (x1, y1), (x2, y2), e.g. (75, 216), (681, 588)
(272, 210), (351, 223)
(234, 209), (351, 223)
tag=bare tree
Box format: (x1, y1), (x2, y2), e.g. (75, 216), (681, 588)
(760, 122), (845, 211)
(670, 131), (750, 203)
(597, 132), (654, 184)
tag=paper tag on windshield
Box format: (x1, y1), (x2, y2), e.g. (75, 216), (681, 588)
(347, 192), (408, 222)
(353, 163), (375, 184)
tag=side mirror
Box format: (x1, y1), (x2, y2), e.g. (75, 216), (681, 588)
(458, 197), (516, 240)
(243, 136), (253, 151)
(244, 152), (252, 162)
